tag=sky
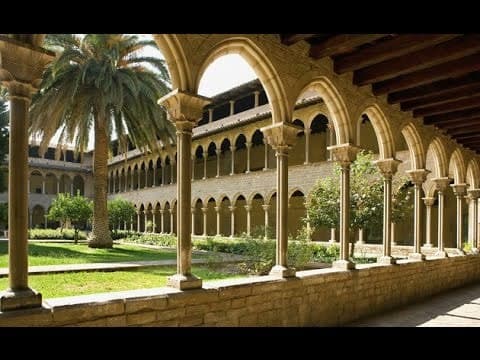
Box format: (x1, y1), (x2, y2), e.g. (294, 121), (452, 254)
(46, 34), (258, 150)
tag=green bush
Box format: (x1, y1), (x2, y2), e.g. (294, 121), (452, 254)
(111, 230), (140, 240)
(28, 228), (87, 240)
(250, 225), (275, 240)
(311, 243), (339, 263)
(126, 233), (177, 247)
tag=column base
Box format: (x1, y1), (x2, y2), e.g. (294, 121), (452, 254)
(423, 243), (433, 248)
(456, 248), (466, 256)
(332, 260), (355, 270)
(356, 240), (365, 245)
(0, 288), (42, 312)
(377, 256), (396, 265)
(328, 239), (337, 243)
(303, 161), (310, 165)
(408, 252), (426, 261)
(166, 274), (202, 290)
(435, 251), (449, 258)
(391, 242), (397, 246)
(269, 265), (296, 278)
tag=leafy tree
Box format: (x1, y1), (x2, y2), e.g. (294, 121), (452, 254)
(48, 192), (93, 243)
(107, 198), (136, 237)
(30, 34), (175, 248)
(306, 151), (412, 255)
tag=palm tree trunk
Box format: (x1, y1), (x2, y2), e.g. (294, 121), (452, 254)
(88, 113), (113, 248)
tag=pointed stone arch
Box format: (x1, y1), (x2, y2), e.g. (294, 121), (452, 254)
(401, 122), (426, 170)
(449, 148), (467, 184)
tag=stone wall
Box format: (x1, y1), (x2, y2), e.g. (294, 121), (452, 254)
(2, 254), (480, 326)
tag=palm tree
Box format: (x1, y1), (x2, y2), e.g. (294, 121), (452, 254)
(30, 34), (175, 248)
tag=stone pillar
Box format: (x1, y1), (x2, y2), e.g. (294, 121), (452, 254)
(329, 228), (336, 243)
(27, 179), (30, 194)
(144, 211), (149, 233)
(42, 179), (46, 194)
(152, 167), (156, 187)
(356, 229), (365, 245)
(304, 128), (311, 164)
(262, 204), (270, 239)
(144, 168), (148, 188)
(328, 124), (335, 161)
(254, 91), (260, 107)
(263, 139), (268, 170)
(406, 169), (429, 261)
(215, 149), (221, 178)
(245, 205), (252, 236)
(208, 108), (213, 123)
(137, 211), (141, 232)
(191, 156), (195, 181)
(159, 90), (210, 290)
(391, 222), (396, 246)
(261, 122), (301, 277)
(328, 144), (360, 270)
(376, 158), (401, 265)
(130, 215), (134, 232)
(229, 206), (236, 238)
(201, 207), (208, 237)
(191, 208), (195, 236)
(130, 171), (134, 191)
(422, 197), (435, 248)
(70, 182), (74, 195)
(230, 146), (235, 175)
(202, 152), (207, 180)
(467, 189), (480, 248)
(451, 184), (467, 255)
(161, 163), (166, 185)
(56, 181), (60, 194)
(137, 168), (141, 189)
(229, 100), (235, 116)
(214, 206), (221, 236)
(152, 210), (157, 233)
(159, 209), (165, 234)
(171, 160), (176, 184)
(0, 40), (53, 311)
(169, 209), (175, 235)
(433, 177), (451, 258)
(246, 142), (252, 173)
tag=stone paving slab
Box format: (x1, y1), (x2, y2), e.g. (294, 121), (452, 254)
(349, 282), (480, 327)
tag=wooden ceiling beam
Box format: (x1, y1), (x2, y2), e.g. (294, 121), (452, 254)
(446, 124), (480, 136)
(309, 34), (389, 59)
(355, 35), (480, 86)
(413, 95), (480, 117)
(280, 34), (317, 46)
(373, 53), (480, 96)
(334, 34), (459, 74)
(424, 108), (480, 125)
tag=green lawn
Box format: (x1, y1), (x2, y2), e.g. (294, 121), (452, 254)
(0, 242), (182, 267)
(0, 266), (243, 298)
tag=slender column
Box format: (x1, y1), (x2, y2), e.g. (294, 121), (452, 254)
(152, 210), (157, 233)
(422, 197), (435, 248)
(263, 139), (268, 170)
(191, 208), (195, 236)
(123, 221), (127, 231)
(229, 206), (236, 238)
(42, 179), (46, 194)
(391, 222), (396, 246)
(467, 189), (480, 249)
(202, 152), (207, 180)
(254, 91), (260, 107)
(246, 142), (252, 173)
(159, 210), (165, 233)
(328, 124), (335, 161)
(191, 156), (195, 181)
(144, 211), (148, 233)
(229, 100), (235, 116)
(152, 166), (156, 187)
(230, 146), (235, 175)
(406, 169), (429, 260)
(56, 181), (60, 194)
(201, 207), (208, 236)
(171, 160), (176, 184)
(130, 171), (134, 191)
(305, 212), (312, 241)
(376, 158), (401, 265)
(356, 229), (365, 244)
(215, 149), (221, 178)
(451, 184), (467, 254)
(161, 163), (166, 185)
(144, 168), (148, 188)
(159, 90), (210, 290)
(214, 206), (221, 236)
(329, 228), (336, 243)
(0, 43), (53, 311)
(208, 108), (213, 123)
(328, 144), (360, 270)
(304, 128), (311, 164)
(262, 204), (270, 239)
(70, 183), (74, 195)
(130, 215), (134, 232)
(137, 168), (141, 189)
(169, 209), (175, 235)
(262, 122), (300, 277)
(27, 179), (30, 194)
(244, 205), (252, 236)
(432, 177), (450, 258)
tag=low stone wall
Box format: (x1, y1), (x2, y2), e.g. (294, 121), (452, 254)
(1, 254), (480, 326)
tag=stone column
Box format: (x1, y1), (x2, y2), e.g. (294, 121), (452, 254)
(376, 158), (401, 265)
(422, 197), (435, 248)
(433, 177), (451, 258)
(42, 179), (46, 194)
(0, 40), (53, 311)
(328, 144), (360, 270)
(229, 100), (235, 116)
(208, 108), (213, 123)
(254, 91), (260, 107)
(356, 229), (365, 245)
(229, 206), (236, 238)
(144, 168), (148, 188)
(391, 222), (396, 246)
(245, 205), (252, 236)
(137, 168), (141, 189)
(261, 122), (301, 277)
(406, 169), (429, 261)
(137, 211), (141, 232)
(215, 149), (221, 178)
(159, 90), (210, 290)
(130, 215), (134, 232)
(202, 152), (207, 180)
(467, 189), (480, 248)
(159, 209), (165, 234)
(161, 163), (166, 185)
(304, 128), (311, 165)
(171, 160), (176, 184)
(191, 208), (195, 236)
(169, 209), (175, 235)
(215, 206), (221, 236)
(152, 166), (156, 187)
(191, 156), (195, 181)
(144, 211), (149, 233)
(263, 139), (268, 170)
(246, 142), (252, 173)
(130, 171), (134, 191)
(328, 124), (335, 161)
(152, 210), (157, 233)
(27, 179), (30, 194)
(70, 182), (74, 195)
(262, 204), (270, 239)
(329, 228), (336, 243)
(230, 146), (235, 175)
(451, 184), (467, 255)
(201, 207), (208, 237)
(56, 181), (60, 194)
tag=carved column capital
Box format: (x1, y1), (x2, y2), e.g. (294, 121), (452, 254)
(406, 169), (430, 185)
(467, 189), (480, 200)
(261, 204), (271, 212)
(261, 122), (301, 153)
(451, 183), (468, 197)
(422, 197), (436, 207)
(374, 158), (402, 179)
(327, 143), (361, 167)
(432, 177), (451, 192)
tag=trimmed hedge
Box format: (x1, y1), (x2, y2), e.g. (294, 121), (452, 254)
(28, 228), (87, 240)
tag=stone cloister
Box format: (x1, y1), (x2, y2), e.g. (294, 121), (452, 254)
(1, 34), (480, 326)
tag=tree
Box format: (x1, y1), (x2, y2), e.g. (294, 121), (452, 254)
(48, 192), (93, 243)
(306, 151), (413, 255)
(0, 95), (10, 192)
(30, 34), (175, 248)
(107, 198), (136, 236)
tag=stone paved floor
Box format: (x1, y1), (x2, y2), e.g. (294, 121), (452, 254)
(349, 282), (480, 327)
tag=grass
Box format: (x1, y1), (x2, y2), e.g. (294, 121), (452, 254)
(0, 266), (244, 298)
(0, 242), (184, 267)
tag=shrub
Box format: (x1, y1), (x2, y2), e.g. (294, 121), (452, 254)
(126, 233), (177, 247)
(28, 228), (87, 240)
